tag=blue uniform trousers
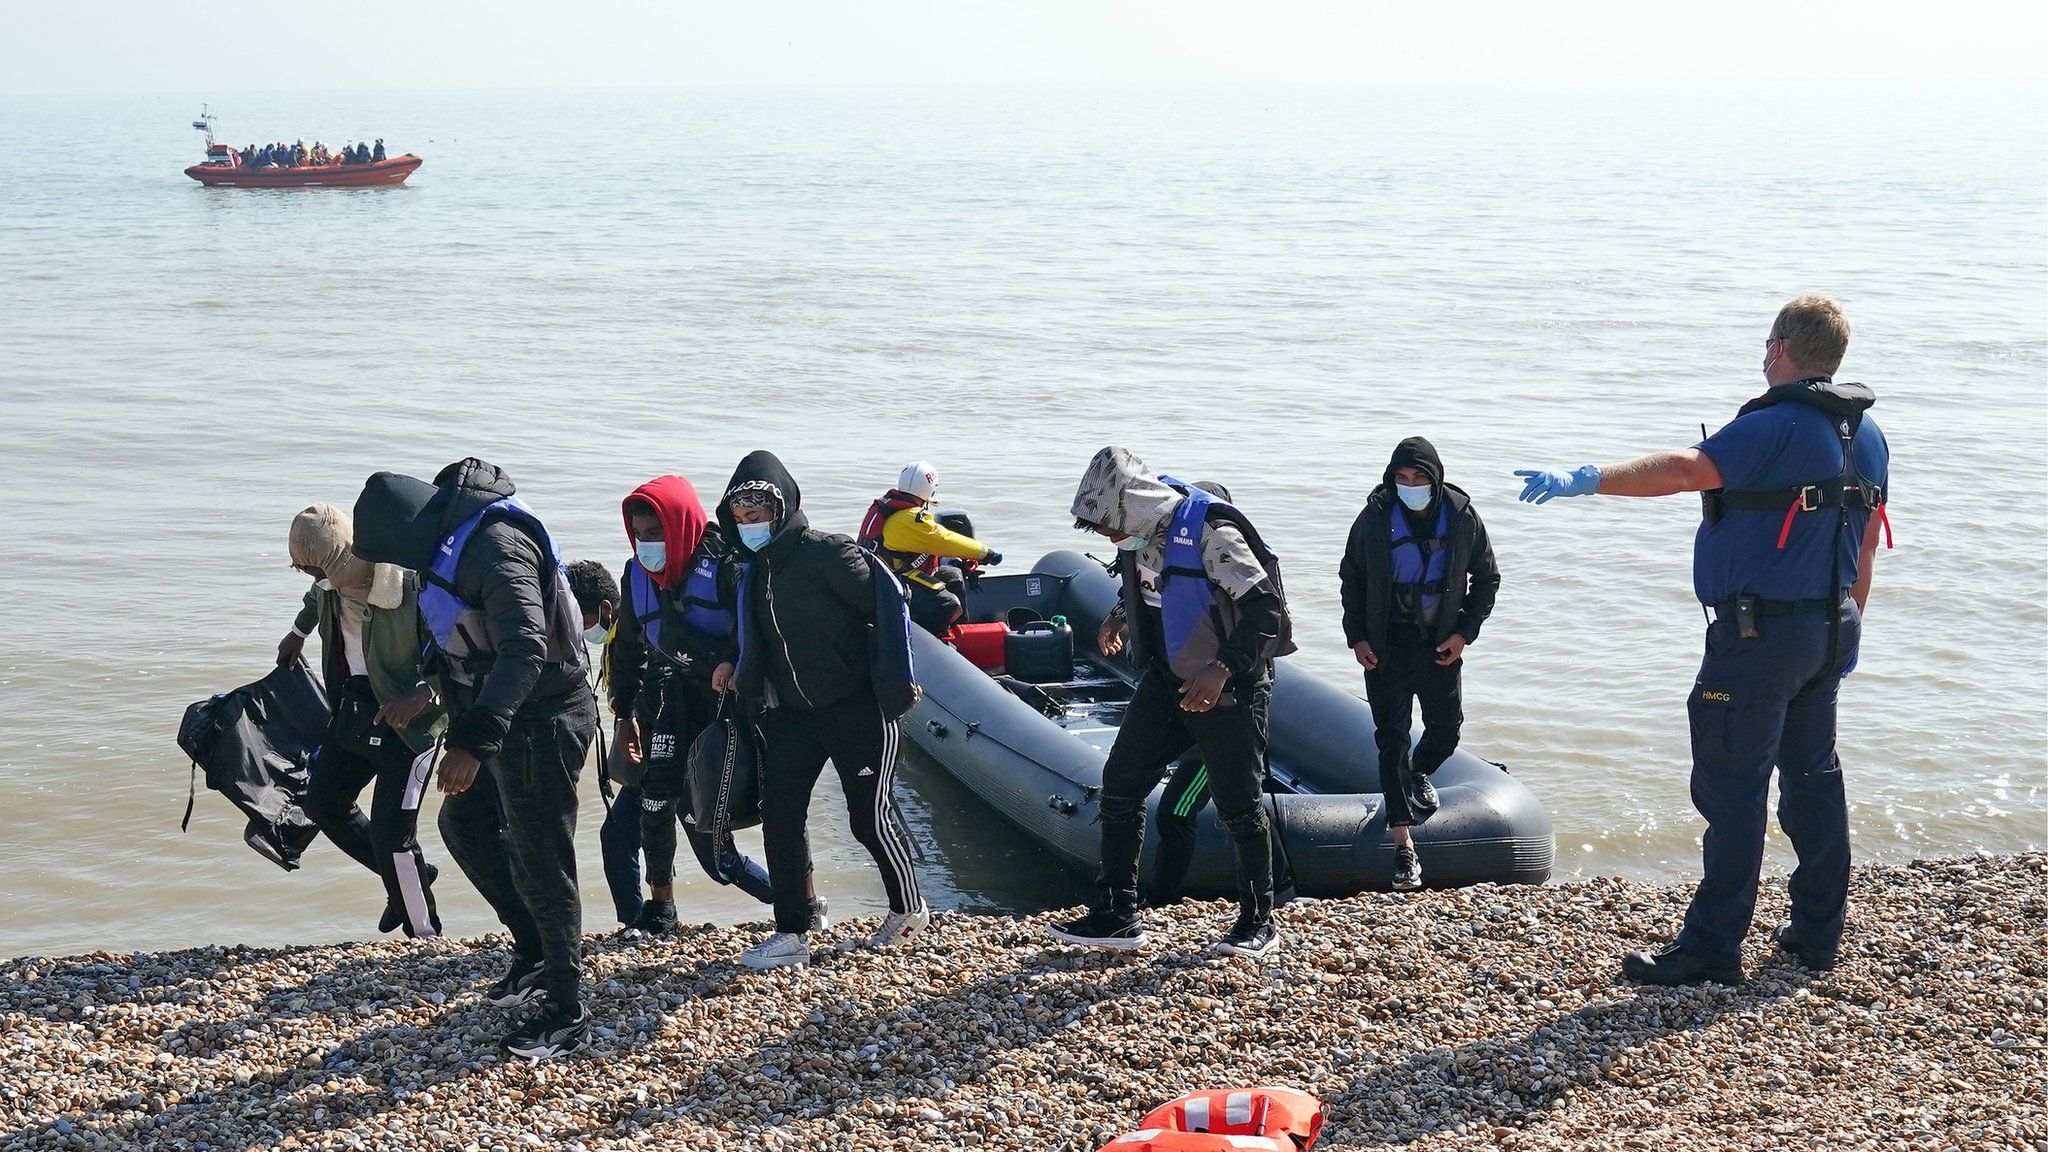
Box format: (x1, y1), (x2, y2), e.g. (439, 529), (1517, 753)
(1678, 598), (1860, 958)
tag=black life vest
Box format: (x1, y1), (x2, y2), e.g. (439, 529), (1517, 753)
(1700, 378), (1886, 547)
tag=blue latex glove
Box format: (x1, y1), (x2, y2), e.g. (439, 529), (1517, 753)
(1515, 465), (1602, 504)
(983, 550), (1004, 566)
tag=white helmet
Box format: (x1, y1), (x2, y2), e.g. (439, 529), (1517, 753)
(897, 461), (939, 503)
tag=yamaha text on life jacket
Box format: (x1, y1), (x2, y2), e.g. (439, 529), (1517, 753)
(1149, 475), (1295, 678)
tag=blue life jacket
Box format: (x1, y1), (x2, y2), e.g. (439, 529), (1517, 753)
(1389, 501), (1450, 625)
(1150, 475), (1294, 678)
(624, 549), (735, 665)
(418, 496), (563, 682)
(1156, 475), (1221, 672)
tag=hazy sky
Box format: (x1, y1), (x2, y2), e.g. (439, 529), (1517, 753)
(8, 0), (2045, 94)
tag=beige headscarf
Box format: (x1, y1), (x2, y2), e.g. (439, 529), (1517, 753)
(289, 505), (403, 616)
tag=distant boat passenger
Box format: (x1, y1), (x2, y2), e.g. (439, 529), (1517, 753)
(373, 138), (386, 162)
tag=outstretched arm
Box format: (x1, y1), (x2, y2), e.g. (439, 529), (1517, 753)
(1594, 449), (1723, 497)
(1516, 449), (1722, 503)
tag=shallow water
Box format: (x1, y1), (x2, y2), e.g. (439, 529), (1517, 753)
(0, 83), (2042, 959)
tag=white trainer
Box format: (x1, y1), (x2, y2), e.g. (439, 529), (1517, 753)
(739, 932), (811, 970)
(867, 903), (931, 949)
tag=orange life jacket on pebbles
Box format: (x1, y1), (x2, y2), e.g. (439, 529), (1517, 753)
(1098, 1087), (1326, 1151)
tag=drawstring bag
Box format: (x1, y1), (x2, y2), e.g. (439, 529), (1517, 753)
(177, 662), (330, 870)
(688, 694), (761, 834)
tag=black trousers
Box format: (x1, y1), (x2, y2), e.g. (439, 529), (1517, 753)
(1145, 719), (1297, 905)
(758, 691), (922, 934)
(1097, 665), (1272, 918)
(1678, 601), (1859, 958)
(302, 677), (441, 937)
(906, 567), (966, 636)
(1363, 634), (1463, 828)
(637, 670), (772, 901)
(439, 692), (596, 1004)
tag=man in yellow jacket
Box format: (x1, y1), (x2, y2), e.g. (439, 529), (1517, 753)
(857, 461), (1003, 634)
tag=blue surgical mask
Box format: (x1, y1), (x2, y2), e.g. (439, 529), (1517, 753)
(582, 623), (608, 646)
(1114, 534), (1147, 553)
(635, 540), (667, 573)
(737, 522), (775, 551)
(1397, 483), (1433, 512)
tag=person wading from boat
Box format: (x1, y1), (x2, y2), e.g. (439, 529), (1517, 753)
(1517, 295), (1890, 985)
(713, 451), (927, 970)
(858, 461), (1004, 636)
(351, 458), (598, 1060)
(276, 504), (446, 938)
(610, 474), (774, 934)
(1052, 446), (1294, 957)
(1339, 437), (1501, 891)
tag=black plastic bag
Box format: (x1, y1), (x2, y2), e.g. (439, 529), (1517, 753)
(177, 663), (331, 870)
(688, 695), (760, 834)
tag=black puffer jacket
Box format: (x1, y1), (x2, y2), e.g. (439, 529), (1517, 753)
(1339, 437), (1501, 653)
(353, 458), (587, 759)
(718, 451), (882, 714)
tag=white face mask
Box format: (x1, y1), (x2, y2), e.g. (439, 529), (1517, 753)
(635, 540), (667, 573)
(315, 578), (334, 592)
(1397, 483), (1433, 512)
(1114, 534), (1147, 553)
(1763, 341), (1782, 381)
(583, 623), (608, 646)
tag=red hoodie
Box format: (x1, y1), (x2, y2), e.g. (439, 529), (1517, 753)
(622, 474), (708, 590)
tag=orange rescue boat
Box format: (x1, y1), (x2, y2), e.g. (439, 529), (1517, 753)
(183, 107), (420, 188)
(185, 151), (422, 188)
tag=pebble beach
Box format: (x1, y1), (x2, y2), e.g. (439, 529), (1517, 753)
(4, 854), (2042, 1152)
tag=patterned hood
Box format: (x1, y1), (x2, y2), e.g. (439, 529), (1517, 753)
(1071, 446), (1182, 544)
(1071, 445), (1268, 601)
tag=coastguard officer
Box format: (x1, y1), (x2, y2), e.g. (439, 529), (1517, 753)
(1515, 295), (1890, 985)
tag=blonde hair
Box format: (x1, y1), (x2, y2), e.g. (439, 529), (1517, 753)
(1771, 296), (1851, 376)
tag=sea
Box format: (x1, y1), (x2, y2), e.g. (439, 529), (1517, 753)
(0, 83), (2042, 959)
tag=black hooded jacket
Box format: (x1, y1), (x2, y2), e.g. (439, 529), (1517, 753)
(1339, 437), (1501, 652)
(353, 458), (588, 759)
(718, 451), (887, 714)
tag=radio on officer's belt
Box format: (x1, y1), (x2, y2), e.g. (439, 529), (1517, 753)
(1734, 595), (1760, 639)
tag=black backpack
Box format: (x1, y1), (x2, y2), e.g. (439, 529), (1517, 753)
(177, 663), (331, 870)
(687, 696), (761, 836)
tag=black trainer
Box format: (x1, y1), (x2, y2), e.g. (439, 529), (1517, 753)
(634, 898), (679, 936)
(1620, 942), (1743, 986)
(1772, 923), (1839, 972)
(1392, 844), (1423, 891)
(502, 1000), (589, 1061)
(1411, 771), (1440, 814)
(379, 863), (439, 934)
(484, 955), (547, 1007)
(1045, 908), (1148, 951)
(1212, 912), (1281, 959)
